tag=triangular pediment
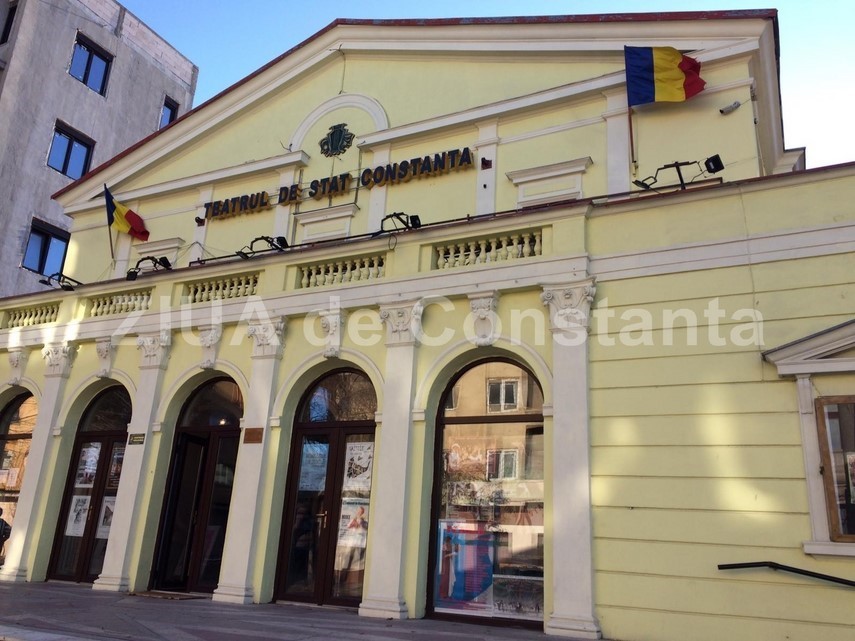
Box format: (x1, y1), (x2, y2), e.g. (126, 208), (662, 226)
(763, 319), (855, 375)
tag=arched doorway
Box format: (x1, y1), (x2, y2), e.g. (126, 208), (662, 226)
(429, 359), (545, 623)
(49, 386), (131, 582)
(0, 392), (37, 565)
(275, 369), (377, 606)
(151, 378), (243, 593)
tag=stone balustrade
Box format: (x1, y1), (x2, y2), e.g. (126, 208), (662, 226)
(435, 229), (542, 270)
(88, 290), (152, 317)
(299, 254), (386, 289)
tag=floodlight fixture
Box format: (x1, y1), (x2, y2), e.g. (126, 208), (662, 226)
(234, 236), (290, 260)
(38, 272), (83, 291)
(633, 155), (725, 192)
(126, 255), (173, 281)
(371, 212), (422, 237)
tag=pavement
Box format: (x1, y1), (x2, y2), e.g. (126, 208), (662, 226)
(0, 582), (554, 641)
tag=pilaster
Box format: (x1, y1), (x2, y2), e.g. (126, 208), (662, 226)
(93, 331), (172, 592)
(540, 279), (601, 639)
(0, 344), (75, 582)
(358, 302), (421, 619)
(213, 317), (286, 604)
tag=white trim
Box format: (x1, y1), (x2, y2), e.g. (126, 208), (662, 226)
(294, 203), (359, 242)
(290, 94), (389, 150)
(506, 157), (592, 208)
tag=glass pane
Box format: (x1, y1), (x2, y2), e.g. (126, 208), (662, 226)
(47, 131), (70, 172)
(197, 436), (238, 586)
(22, 232), (46, 272)
(53, 441), (103, 577)
(298, 371), (376, 422)
(180, 380), (243, 428)
(87, 442), (124, 577)
(160, 103), (176, 129)
(81, 387), (131, 433)
(283, 435), (329, 596)
(66, 139), (89, 180)
(436, 421), (544, 621)
(69, 43), (88, 82)
(0, 394), (36, 438)
(447, 363), (542, 418)
(160, 438), (205, 586)
(44, 237), (67, 277)
(87, 54), (107, 93)
(824, 402), (855, 536)
(332, 434), (374, 599)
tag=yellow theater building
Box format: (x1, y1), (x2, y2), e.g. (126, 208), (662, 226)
(1, 10), (854, 641)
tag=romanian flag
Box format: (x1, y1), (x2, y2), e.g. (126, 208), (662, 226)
(624, 46), (706, 107)
(104, 185), (149, 241)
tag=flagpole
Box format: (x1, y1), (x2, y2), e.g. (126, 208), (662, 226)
(105, 184), (115, 261)
(628, 106), (637, 173)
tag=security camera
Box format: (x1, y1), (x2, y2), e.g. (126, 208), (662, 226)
(719, 101), (741, 115)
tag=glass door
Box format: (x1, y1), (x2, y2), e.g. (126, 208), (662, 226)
(277, 428), (375, 605)
(49, 387), (131, 583)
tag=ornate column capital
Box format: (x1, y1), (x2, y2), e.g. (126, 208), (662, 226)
(42, 344), (76, 378)
(8, 347), (30, 385)
(379, 301), (423, 347)
(320, 310), (347, 358)
(137, 331), (172, 370)
(467, 291), (500, 347)
(541, 278), (596, 333)
(198, 324), (223, 368)
(246, 317), (287, 359)
(95, 338), (116, 378)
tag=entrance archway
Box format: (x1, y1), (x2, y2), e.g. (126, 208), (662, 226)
(151, 378), (242, 593)
(49, 386), (131, 582)
(275, 369), (376, 607)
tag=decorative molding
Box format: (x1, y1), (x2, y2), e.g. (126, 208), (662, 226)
(294, 203), (359, 242)
(320, 310), (347, 358)
(198, 325), (223, 369)
(467, 291), (500, 347)
(379, 301), (423, 346)
(136, 331), (172, 370)
(42, 344), (76, 378)
(246, 317), (287, 359)
(8, 348), (29, 385)
(541, 279), (596, 333)
(95, 338), (115, 378)
(506, 157), (593, 207)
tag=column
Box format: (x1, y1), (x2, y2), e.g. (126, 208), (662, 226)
(0, 344), (75, 582)
(213, 318), (285, 604)
(603, 88), (631, 195)
(94, 331), (171, 592)
(358, 302), (422, 619)
(541, 280), (602, 639)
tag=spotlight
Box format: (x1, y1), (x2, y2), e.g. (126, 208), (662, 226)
(719, 101), (741, 115)
(372, 212), (423, 236)
(39, 272), (83, 291)
(633, 178), (655, 191)
(234, 236), (291, 259)
(195, 216), (206, 226)
(236, 249), (251, 260)
(126, 256), (174, 280)
(703, 154), (725, 174)
(409, 215), (422, 229)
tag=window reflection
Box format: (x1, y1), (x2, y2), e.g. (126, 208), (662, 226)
(435, 362), (544, 621)
(0, 393), (36, 551)
(298, 371), (377, 423)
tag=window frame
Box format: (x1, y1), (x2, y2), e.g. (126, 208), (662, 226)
(815, 396), (855, 543)
(486, 448), (519, 480)
(21, 219), (69, 277)
(47, 122), (94, 180)
(69, 34), (112, 95)
(487, 378), (519, 413)
(0, 2), (17, 45)
(159, 97), (179, 129)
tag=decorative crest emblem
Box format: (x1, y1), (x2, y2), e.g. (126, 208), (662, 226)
(319, 123), (355, 157)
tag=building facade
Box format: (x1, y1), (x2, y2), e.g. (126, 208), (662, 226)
(0, 0), (196, 297)
(0, 11), (854, 641)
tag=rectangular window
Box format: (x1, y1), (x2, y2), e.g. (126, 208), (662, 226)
(69, 35), (111, 94)
(47, 124), (93, 179)
(0, 2), (16, 45)
(159, 97), (178, 129)
(486, 449), (518, 480)
(22, 221), (69, 276)
(487, 379), (519, 412)
(817, 398), (855, 541)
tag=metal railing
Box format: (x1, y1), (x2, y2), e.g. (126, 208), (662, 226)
(718, 561), (855, 588)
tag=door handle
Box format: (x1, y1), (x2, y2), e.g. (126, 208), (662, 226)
(316, 511), (328, 529)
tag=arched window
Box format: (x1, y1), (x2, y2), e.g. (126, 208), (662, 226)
(431, 360), (545, 623)
(0, 393), (37, 545)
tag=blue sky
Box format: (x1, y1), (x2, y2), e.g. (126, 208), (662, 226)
(118, 1), (855, 169)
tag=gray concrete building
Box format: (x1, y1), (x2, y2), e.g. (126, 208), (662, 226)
(0, 0), (196, 297)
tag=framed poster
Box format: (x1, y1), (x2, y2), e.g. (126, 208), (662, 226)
(96, 496), (116, 539)
(65, 495), (90, 537)
(434, 520), (494, 614)
(106, 446), (124, 490)
(342, 442), (373, 491)
(298, 440), (329, 491)
(74, 443), (101, 488)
